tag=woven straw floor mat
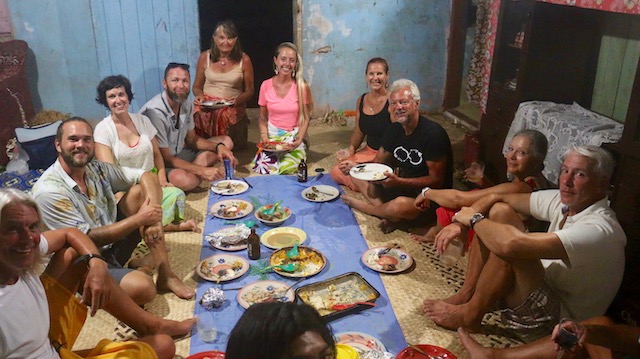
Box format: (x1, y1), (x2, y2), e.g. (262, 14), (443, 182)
(72, 116), (524, 358)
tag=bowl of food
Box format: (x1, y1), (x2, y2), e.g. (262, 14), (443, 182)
(255, 204), (291, 226)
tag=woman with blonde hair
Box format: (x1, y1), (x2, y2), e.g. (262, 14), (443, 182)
(252, 42), (313, 175)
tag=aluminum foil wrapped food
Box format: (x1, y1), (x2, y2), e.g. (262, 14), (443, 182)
(206, 223), (251, 247)
(200, 287), (227, 309)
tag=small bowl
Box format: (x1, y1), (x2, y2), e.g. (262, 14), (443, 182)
(254, 204), (292, 226)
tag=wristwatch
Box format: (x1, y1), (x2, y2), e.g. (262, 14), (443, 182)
(73, 253), (107, 268)
(421, 187), (431, 198)
(469, 212), (486, 229)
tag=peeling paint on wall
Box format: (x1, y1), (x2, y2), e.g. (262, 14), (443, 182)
(311, 46), (332, 54)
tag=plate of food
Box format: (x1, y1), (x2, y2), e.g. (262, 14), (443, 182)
(237, 280), (296, 309)
(202, 99), (233, 109)
(335, 331), (387, 353)
(261, 227), (307, 249)
(349, 163), (393, 181)
(255, 204), (292, 226)
(206, 225), (250, 251)
(257, 141), (293, 153)
(185, 351), (225, 359)
(361, 246), (413, 274)
(395, 344), (457, 359)
(196, 254), (249, 282)
(301, 185), (340, 202)
(269, 246), (326, 278)
(209, 199), (253, 220)
(296, 272), (380, 320)
(211, 180), (249, 195)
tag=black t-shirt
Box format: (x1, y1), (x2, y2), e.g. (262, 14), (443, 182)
(380, 115), (453, 189)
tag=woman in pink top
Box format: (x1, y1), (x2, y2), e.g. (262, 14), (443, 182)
(193, 20), (254, 140)
(252, 42), (313, 175)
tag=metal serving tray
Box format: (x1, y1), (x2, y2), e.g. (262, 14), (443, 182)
(295, 272), (380, 321)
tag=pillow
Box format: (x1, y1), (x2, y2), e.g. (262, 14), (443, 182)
(15, 120), (61, 170)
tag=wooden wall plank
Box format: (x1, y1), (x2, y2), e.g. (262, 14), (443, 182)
(136, 0), (161, 102)
(90, 0), (112, 82)
(119, 0), (146, 110)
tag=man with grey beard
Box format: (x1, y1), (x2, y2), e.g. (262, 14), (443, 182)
(140, 62), (237, 192)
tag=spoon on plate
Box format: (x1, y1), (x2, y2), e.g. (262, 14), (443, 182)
(311, 186), (333, 197)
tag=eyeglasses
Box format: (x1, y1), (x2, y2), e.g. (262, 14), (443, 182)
(166, 62), (190, 71)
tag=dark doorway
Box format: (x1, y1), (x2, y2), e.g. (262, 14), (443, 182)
(198, 1), (294, 108)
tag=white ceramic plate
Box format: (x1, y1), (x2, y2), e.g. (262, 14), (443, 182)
(335, 331), (387, 353)
(209, 199), (254, 220)
(260, 227), (307, 249)
(349, 163), (393, 181)
(361, 246), (413, 274)
(202, 100), (233, 109)
(210, 180), (249, 196)
(237, 280), (296, 309)
(301, 185), (340, 202)
(196, 254), (249, 282)
(207, 226), (248, 251)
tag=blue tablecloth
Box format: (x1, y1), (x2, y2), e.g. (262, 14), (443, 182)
(190, 174), (407, 355)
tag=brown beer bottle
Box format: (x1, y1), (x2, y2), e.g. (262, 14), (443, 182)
(247, 227), (260, 260)
(297, 159), (308, 182)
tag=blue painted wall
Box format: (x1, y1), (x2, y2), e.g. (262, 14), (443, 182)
(302, 1), (450, 112)
(7, 0), (200, 119)
(7, 0), (450, 119)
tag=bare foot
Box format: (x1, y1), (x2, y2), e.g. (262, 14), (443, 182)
(341, 195), (364, 209)
(182, 219), (200, 232)
(422, 300), (481, 332)
(458, 328), (494, 359)
(378, 219), (397, 234)
(157, 273), (195, 299)
(164, 219), (200, 233)
(129, 254), (156, 272)
(147, 317), (197, 338)
(409, 225), (439, 243)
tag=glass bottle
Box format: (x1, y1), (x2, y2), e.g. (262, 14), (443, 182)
(247, 227), (260, 260)
(297, 159), (308, 182)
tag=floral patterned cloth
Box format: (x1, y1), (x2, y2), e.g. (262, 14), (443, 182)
(251, 123), (306, 175)
(503, 101), (624, 185)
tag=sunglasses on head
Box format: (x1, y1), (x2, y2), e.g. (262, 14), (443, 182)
(167, 62), (190, 71)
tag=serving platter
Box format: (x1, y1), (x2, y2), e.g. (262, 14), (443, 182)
(361, 246), (413, 274)
(269, 246), (325, 278)
(296, 272), (379, 320)
(260, 227), (307, 249)
(196, 254), (249, 282)
(210, 180), (249, 195)
(301, 185), (340, 202)
(237, 280), (296, 309)
(209, 199), (253, 220)
(349, 163), (393, 181)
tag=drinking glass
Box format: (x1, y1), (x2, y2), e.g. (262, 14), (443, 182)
(440, 238), (465, 266)
(555, 318), (584, 358)
(197, 311), (218, 343)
